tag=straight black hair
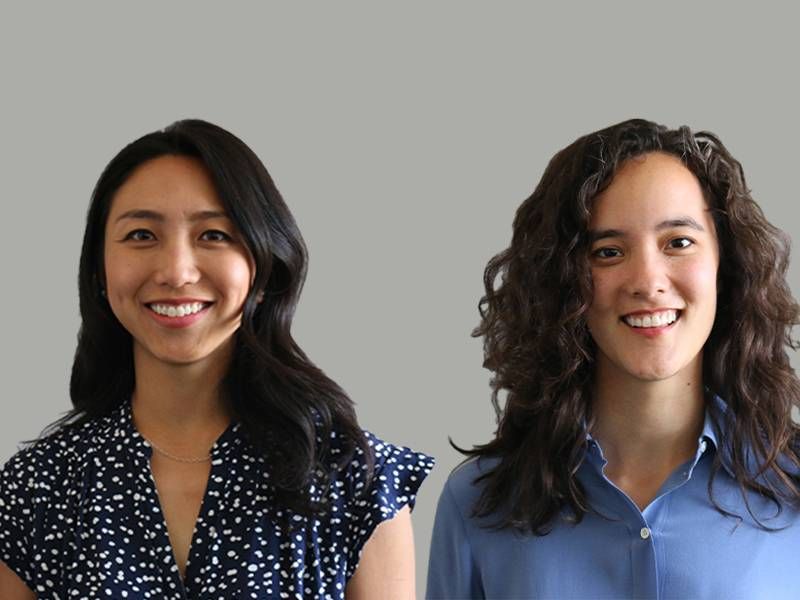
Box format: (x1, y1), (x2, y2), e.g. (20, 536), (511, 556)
(46, 119), (371, 516)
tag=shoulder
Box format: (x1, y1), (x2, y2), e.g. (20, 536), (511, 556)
(323, 429), (435, 578)
(333, 429), (435, 507)
(327, 428), (435, 483)
(707, 392), (800, 481)
(362, 429), (435, 473)
(427, 457), (502, 598)
(441, 455), (500, 517)
(1, 412), (118, 500)
(0, 412), (118, 586)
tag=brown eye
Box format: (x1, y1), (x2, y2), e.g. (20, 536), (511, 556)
(201, 230), (233, 242)
(592, 247), (622, 259)
(668, 237), (693, 249)
(124, 229), (155, 242)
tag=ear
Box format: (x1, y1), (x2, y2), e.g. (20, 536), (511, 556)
(256, 290), (265, 304)
(94, 272), (107, 299)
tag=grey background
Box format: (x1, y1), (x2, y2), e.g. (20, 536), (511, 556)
(1, 3), (798, 596)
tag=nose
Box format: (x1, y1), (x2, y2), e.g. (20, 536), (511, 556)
(152, 238), (201, 289)
(624, 247), (668, 299)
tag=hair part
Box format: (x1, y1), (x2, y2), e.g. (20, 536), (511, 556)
(43, 119), (372, 516)
(458, 118), (800, 533)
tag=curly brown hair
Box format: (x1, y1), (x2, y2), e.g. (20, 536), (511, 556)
(461, 118), (800, 533)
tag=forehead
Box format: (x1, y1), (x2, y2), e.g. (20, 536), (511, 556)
(589, 152), (711, 228)
(108, 154), (225, 218)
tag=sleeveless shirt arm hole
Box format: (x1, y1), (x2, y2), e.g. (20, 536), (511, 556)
(343, 431), (435, 580)
(425, 478), (483, 599)
(0, 453), (37, 590)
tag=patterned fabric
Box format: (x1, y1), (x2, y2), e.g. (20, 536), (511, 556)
(0, 401), (434, 599)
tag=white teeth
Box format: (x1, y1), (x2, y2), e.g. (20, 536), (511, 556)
(148, 302), (207, 317)
(623, 309), (679, 328)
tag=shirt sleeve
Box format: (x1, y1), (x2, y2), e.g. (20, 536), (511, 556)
(0, 451), (36, 590)
(344, 431), (435, 579)
(426, 478), (483, 599)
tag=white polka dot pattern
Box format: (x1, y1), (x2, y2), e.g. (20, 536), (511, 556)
(0, 402), (435, 599)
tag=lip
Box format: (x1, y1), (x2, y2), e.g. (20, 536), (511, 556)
(621, 308), (682, 318)
(145, 297), (214, 305)
(144, 303), (212, 329)
(621, 310), (681, 338)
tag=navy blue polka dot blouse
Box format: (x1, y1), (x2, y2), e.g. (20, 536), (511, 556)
(0, 401), (434, 598)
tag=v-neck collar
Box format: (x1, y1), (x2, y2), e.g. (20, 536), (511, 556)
(110, 399), (245, 597)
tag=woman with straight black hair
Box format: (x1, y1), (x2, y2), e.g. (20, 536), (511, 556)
(427, 119), (800, 598)
(0, 119), (434, 599)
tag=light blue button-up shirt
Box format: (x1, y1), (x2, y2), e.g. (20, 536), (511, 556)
(426, 396), (799, 599)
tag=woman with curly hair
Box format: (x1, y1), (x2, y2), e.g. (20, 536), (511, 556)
(427, 119), (800, 599)
(0, 120), (434, 599)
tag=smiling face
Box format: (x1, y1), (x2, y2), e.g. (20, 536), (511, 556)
(103, 154), (255, 368)
(585, 152), (719, 384)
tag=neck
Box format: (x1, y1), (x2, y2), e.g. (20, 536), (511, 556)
(590, 358), (706, 476)
(130, 341), (234, 452)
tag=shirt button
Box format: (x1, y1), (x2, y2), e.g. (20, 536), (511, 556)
(640, 527), (651, 540)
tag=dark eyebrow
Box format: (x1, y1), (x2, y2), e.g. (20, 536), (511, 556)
(588, 217), (706, 243)
(114, 209), (230, 224)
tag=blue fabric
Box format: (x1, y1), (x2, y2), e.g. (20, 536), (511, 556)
(427, 395), (799, 599)
(0, 400), (434, 599)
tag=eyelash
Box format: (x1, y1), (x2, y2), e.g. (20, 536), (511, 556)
(591, 237), (695, 259)
(123, 229), (233, 243)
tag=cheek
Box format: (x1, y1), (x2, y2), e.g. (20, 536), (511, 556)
(103, 250), (139, 294)
(216, 256), (255, 302)
(681, 256), (718, 307)
(584, 271), (619, 340)
(587, 270), (618, 316)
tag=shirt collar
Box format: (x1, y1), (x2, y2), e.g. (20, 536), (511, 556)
(584, 388), (733, 476)
(699, 390), (724, 450)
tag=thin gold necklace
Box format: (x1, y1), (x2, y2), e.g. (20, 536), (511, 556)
(142, 435), (212, 464)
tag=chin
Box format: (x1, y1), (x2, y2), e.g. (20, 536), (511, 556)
(145, 344), (213, 366)
(605, 350), (671, 380)
(151, 353), (205, 367)
(627, 359), (686, 382)
(632, 370), (679, 382)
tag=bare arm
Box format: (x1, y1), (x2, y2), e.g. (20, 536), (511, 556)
(345, 505), (416, 600)
(0, 561), (35, 599)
